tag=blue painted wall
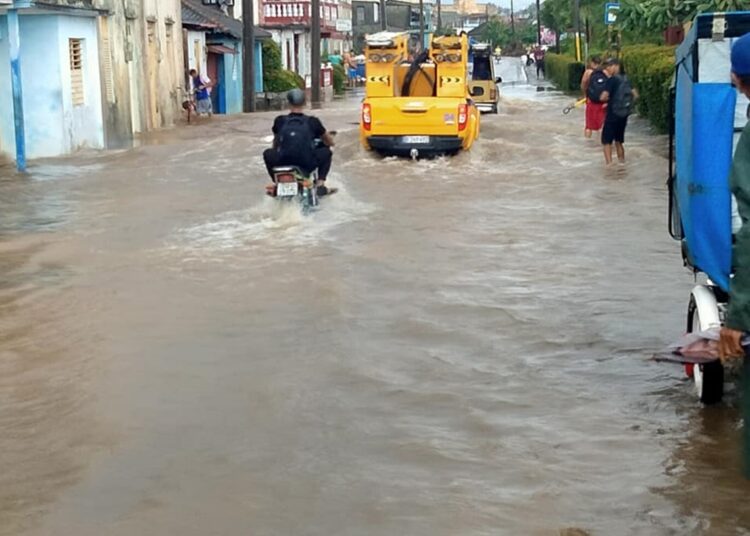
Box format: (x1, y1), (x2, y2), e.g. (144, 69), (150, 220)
(219, 39), (243, 115)
(18, 15), (65, 159)
(0, 15), (15, 159)
(0, 13), (103, 161)
(255, 41), (264, 95)
(214, 39), (263, 115)
(54, 14), (104, 155)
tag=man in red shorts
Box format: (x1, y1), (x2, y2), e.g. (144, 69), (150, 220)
(580, 56), (608, 138)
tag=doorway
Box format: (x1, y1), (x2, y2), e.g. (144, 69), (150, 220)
(207, 52), (224, 114)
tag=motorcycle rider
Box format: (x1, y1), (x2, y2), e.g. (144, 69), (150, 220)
(263, 88), (336, 196)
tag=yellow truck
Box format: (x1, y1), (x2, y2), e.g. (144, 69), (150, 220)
(359, 32), (480, 157)
(468, 42), (501, 114)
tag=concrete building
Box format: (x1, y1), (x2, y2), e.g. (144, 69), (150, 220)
(260, 0), (352, 79)
(97, 0), (185, 148)
(438, 0), (496, 32)
(182, 0), (268, 115)
(0, 1), (105, 160)
(352, 0), (433, 53)
(0, 0), (186, 164)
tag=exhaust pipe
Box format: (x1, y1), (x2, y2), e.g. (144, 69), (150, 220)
(410, 148), (419, 160)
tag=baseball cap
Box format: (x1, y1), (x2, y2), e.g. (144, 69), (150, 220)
(731, 32), (750, 77)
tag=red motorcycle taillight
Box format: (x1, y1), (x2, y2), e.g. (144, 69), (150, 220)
(362, 103), (372, 131)
(276, 174), (295, 183)
(458, 103), (468, 131)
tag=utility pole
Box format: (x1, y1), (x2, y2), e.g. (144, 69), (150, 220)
(242, 0), (256, 112)
(536, 0), (541, 46)
(510, 0), (515, 37)
(419, 0), (424, 50)
(437, 0), (441, 35)
(573, 0), (581, 61)
(380, 0), (387, 30)
(8, 9), (26, 173)
(311, 0), (321, 105)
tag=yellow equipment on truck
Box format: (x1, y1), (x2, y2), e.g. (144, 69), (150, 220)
(359, 32), (480, 157)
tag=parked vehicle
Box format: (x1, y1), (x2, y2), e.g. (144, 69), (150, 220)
(468, 43), (501, 114)
(668, 11), (750, 403)
(360, 32), (480, 158)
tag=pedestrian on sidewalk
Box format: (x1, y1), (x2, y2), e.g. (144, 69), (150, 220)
(533, 46), (546, 78)
(599, 58), (637, 165)
(189, 69), (214, 118)
(719, 32), (750, 478)
(581, 56), (607, 138)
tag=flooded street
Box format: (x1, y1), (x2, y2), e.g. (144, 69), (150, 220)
(2, 59), (750, 535)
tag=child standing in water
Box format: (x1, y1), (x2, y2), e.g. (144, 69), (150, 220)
(581, 56), (607, 139)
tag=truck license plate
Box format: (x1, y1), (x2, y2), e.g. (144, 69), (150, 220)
(277, 182), (299, 197)
(403, 136), (429, 144)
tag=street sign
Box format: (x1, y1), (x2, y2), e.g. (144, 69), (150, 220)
(336, 19), (352, 32)
(605, 3), (620, 25)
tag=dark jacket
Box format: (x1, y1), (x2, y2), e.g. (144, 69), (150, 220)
(727, 121), (750, 331)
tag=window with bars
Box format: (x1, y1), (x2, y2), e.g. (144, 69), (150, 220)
(69, 38), (85, 106)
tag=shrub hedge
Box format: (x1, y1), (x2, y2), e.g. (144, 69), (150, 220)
(262, 40), (304, 93)
(621, 45), (676, 134)
(332, 64), (346, 95)
(546, 54), (585, 92)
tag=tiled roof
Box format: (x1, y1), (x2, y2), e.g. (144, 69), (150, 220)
(181, 0), (271, 40)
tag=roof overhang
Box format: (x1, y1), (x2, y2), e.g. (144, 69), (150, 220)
(0, 1), (104, 16)
(207, 43), (238, 55)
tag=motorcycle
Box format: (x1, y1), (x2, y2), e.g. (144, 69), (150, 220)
(264, 133), (336, 212)
(266, 166), (320, 212)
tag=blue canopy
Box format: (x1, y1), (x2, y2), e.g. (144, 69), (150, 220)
(674, 13), (742, 291)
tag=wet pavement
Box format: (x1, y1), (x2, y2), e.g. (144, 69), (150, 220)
(2, 59), (750, 535)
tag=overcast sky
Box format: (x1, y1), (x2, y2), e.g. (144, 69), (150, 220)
(493, 0), (536, 9)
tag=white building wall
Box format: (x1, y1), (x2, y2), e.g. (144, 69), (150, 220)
(186, 30), (207, 77)
(57, 15), (105, 153)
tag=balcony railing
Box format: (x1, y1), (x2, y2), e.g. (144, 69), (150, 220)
(261, 0), (344, 30)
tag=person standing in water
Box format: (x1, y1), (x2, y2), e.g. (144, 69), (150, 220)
(581, 56), (607, 139)
(719, 33), (750, 480)
(599, 58), (637, 165)
(189, 69), (213, 118)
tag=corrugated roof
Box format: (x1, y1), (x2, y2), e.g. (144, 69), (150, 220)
(181, 0), (271, 40)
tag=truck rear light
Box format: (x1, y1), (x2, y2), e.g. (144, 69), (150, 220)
(458, 104), (468, 131)
(490, 89), (496, 100)
(362, 103), (372, 131)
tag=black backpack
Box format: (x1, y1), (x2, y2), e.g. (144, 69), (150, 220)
(610, 75), (635, 119)
(277, 115), (315, 159)
(586, 69), (608, 103)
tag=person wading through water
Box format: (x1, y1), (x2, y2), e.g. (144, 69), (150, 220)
(581, 56), (608, 139)
(599, 58), (638, 165)
(719, 31), (750, 478)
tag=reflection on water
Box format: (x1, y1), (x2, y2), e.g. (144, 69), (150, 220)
(1, 59), (749, 536)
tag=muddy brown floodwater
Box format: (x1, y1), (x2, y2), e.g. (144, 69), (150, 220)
(1, 59), (750, 535)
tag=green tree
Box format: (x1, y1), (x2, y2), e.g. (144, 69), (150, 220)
(541, 0), (571, 52)
(481, 16), (513, 48)
(261, 40), (304, 93)
(620, 0), (748, 34)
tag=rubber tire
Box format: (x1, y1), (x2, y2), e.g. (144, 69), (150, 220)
(687, 295), (724, 404)
(492, 104), (499, 114)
